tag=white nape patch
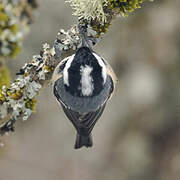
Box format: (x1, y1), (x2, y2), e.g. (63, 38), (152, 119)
(80, 65), (94, 96)
(63, 54), (75, 86)
(93, 53), (107, 84)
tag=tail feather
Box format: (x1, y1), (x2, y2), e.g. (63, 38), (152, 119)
(74, 133), (93, 149)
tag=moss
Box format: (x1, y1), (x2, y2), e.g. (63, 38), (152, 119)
(0, 63), (10, 102)
(89, 0), (145, 36)
(25, 98), (37, 112)
(0, 90), (6, 102)
(44, 65), (55, 72)
(92, 22), (111, 37)
(106, 0), (143, 16)
(6, 89), (23, 100)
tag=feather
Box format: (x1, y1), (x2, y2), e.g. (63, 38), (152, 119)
(102, 57), (117, 99)
(61, 103), (106, 136)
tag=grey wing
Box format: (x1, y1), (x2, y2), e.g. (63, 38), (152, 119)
(102, 57), (117, 99)
(61, 103), (106, 136)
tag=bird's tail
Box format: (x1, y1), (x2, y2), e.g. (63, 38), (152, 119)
(74, 133), (93, 149)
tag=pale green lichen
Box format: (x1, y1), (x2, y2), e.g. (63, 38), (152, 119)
(0, 43), (56, 132)
(66, 0), (107, 24)
(68, 0), (153, 35)
(54, 26), (81, 52)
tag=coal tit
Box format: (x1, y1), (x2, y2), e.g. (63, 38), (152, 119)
(52, 45), (117, 149)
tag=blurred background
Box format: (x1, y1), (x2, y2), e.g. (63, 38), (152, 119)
(1, 0), (180, 180)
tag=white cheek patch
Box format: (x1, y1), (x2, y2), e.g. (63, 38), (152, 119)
(80, 65), (94, 96)
(63, 54), (75, 86)
(93, 53), (107, 84)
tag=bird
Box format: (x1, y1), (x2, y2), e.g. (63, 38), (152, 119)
(52, 43), (117, 149)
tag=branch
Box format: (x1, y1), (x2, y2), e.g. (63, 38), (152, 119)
(0, 0), (38, 59)
(0, 0), (38, 110)
(0, 26), (83, 135)
(0, 0), (152, 135)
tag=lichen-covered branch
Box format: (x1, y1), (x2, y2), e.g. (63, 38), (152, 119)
(0, 0), (38, 58)
(0, 26), (83, 135)
(0, 0), (38, 110)
(0, 0), (152, 135)
(67, 0), (152, 36)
